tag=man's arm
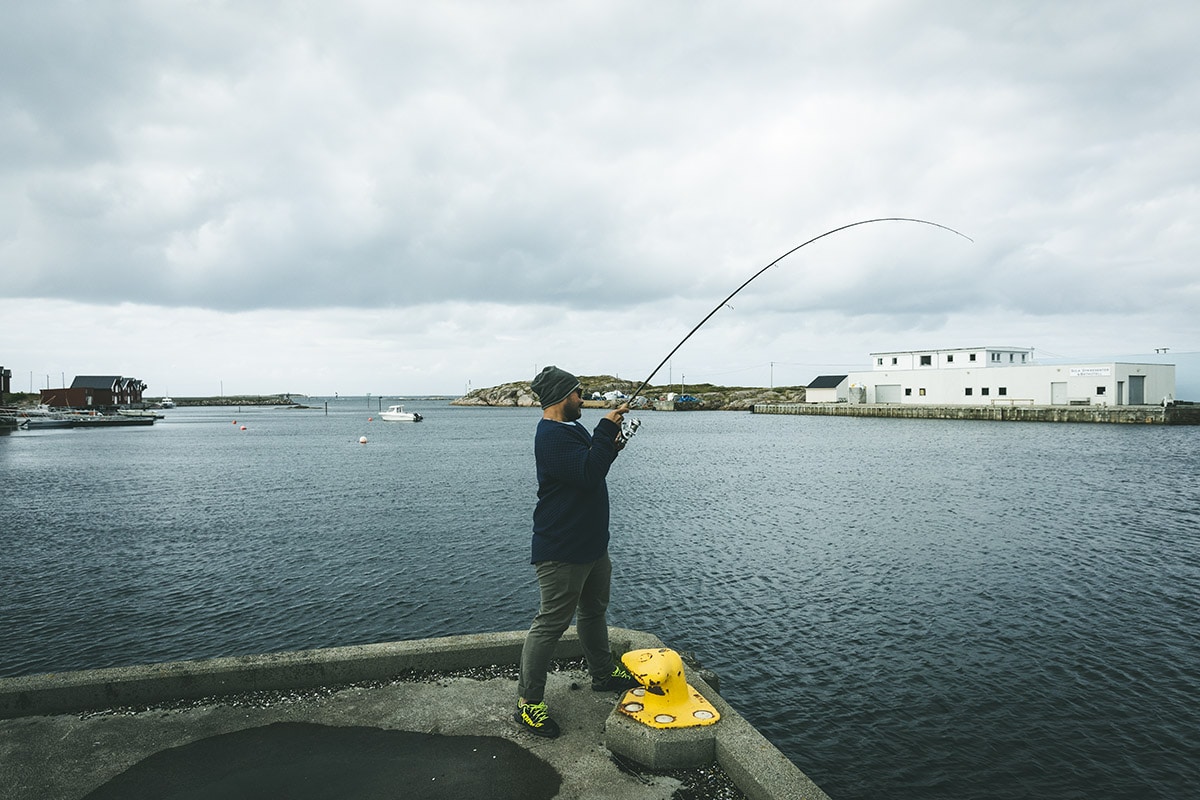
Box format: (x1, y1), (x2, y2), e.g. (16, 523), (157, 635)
(537, 418), (620, 488)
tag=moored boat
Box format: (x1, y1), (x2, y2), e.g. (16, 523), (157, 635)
(61, 410), (156, 427)
(117, 408), (165, 419)
(15, 407), (74, 429)
(380, 404), (423, 422)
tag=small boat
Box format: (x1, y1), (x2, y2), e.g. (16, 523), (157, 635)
(66, 411), (155, 427)
(117, 408), (165, 419)
(380, 404), (423, 422)
(160, 396), (176, 409)
(22, 417), (74, 429)
(15, 407), (74, 429)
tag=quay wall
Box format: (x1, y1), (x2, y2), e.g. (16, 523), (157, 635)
(0, 628), (830, 800)
(752, 402), (1200, 425)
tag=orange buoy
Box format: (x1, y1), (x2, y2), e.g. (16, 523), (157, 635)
(240, 425), (247, 431)
(368, 416), (373, 422)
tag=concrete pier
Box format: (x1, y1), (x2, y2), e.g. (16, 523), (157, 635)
(753, 401), (1200, 424)
(0, 628), (830, 800)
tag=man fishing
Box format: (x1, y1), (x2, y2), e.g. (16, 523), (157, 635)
(515, 365), (640, 738)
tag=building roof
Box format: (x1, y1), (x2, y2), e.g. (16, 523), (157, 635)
(70, 376), (123, 390)
(868, 346), (1032, 356)
(807, 375), (848, 389)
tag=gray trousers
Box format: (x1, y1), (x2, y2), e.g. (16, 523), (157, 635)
(517, 554), (615, 703)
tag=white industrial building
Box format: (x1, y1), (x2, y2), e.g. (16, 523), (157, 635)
(845, 346), (1176, 406)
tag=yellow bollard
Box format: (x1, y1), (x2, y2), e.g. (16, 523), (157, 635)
(616, 648), (720, 729)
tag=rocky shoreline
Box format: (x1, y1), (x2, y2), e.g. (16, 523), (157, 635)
(161, 395), (301, 407)
(449, 376), (805, 411)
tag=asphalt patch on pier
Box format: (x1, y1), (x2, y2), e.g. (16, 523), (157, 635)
(81, 721), (561, 800)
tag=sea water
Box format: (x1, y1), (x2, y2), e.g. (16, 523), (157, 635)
(2, 402), (1197, 800)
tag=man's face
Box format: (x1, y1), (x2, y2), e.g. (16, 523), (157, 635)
(564, 388), (583, 421)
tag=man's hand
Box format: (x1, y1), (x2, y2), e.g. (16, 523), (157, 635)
(604, 403), (630, 426)
(606, 404), (630, 450)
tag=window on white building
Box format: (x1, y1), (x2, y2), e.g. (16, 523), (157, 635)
(920, 355), (933, 366)
(905, 388), (912, 396)
(965, 388), (973, 396)
(919, 388), (926, 396)
(999, 387), (1007, 396)
(1097, 386), (1106, 395)
(947, 355), (954, 363)
(970, 354), (977, 362)
(981, 387), (990, 396)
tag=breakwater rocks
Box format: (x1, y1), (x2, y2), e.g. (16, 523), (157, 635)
(162, 395), (301, 407)
(450, 377), (806, 410)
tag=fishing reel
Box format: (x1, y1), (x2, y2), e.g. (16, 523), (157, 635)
(618, 415), (641, 446)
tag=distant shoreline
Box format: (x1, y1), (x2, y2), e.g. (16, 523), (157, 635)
(148, 395), (458, 407)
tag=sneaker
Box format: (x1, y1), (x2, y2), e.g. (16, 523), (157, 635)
(514, 701), (561, 738)
(592, 663), (641, 692)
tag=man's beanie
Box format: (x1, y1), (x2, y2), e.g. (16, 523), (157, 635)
(531, 365), (581, 409)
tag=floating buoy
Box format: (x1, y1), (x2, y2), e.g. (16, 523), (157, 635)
(232, 420), (237, 424)
(368, 416), (373, 422)
(240, 425), (247, 431)
(359, 436), (368, 444)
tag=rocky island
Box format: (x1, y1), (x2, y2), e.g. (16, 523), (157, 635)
(450, 375), (806, 410)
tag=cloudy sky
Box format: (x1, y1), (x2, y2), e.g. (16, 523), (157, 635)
(3, 1), (1197, 398)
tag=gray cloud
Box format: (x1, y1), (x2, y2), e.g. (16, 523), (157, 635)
(2, 1), (1197, 394)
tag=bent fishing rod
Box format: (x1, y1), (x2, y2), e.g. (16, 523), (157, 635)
(624, 217), (973, 413)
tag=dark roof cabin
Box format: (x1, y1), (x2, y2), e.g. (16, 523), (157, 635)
(40, 376), (147, 410)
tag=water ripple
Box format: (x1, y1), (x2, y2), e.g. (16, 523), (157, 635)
(2, 407), (1198, 799)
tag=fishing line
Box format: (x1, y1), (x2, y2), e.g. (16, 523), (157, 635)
(626, 217), (973, 407)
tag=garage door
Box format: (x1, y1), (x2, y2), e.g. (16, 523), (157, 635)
(876, 384), (902, 403)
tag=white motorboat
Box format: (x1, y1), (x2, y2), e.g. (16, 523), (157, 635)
(160, 396), (176, 409)
(380, 404), (423, 422)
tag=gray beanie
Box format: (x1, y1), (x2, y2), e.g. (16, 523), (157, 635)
(531, 365), (581, 409)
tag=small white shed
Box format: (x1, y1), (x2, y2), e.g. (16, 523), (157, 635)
(806, 375), (849, 403)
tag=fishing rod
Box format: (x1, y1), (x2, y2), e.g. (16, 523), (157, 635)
(619, 217), (972, 436)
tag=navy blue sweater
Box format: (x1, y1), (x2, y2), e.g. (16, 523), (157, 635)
(530, 416), (621, 564)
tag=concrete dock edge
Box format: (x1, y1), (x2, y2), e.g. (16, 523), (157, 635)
(0, 627), (830, 800)
(753, 400), (1200, 424)
(0, 632), (532, 718)
(691, 671), (831, 800)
